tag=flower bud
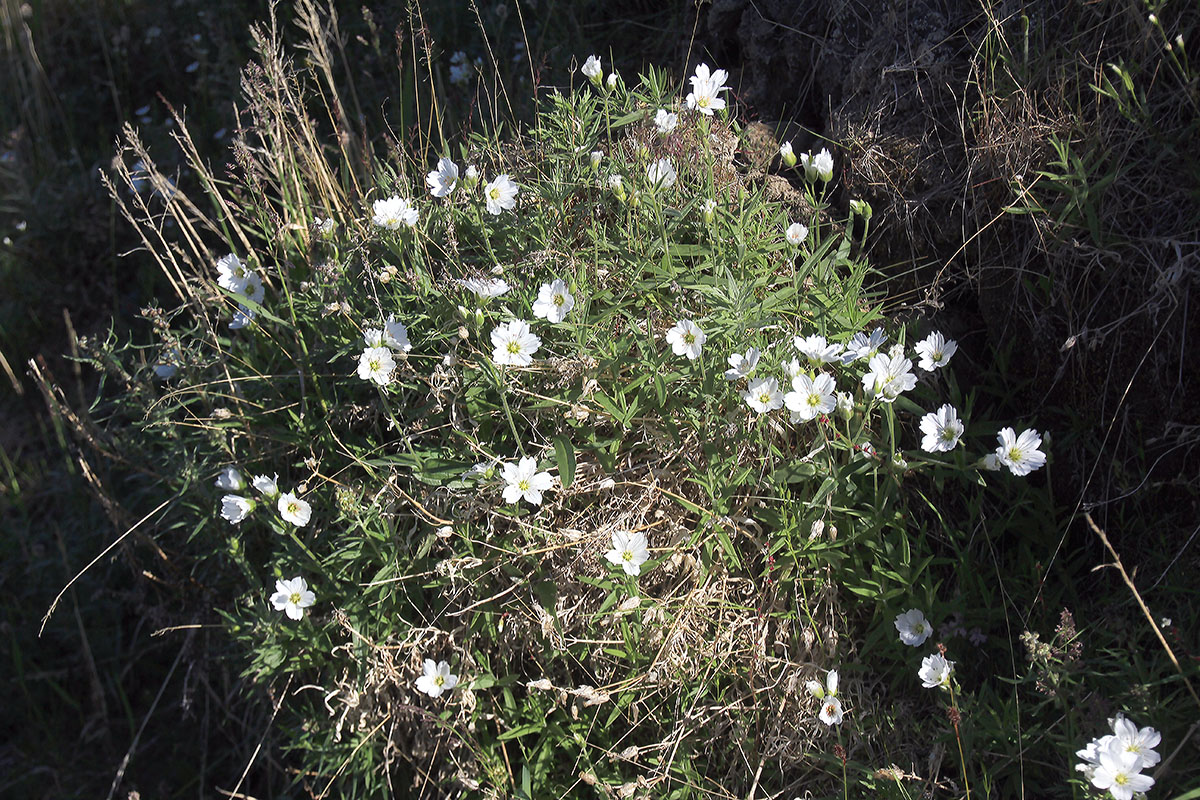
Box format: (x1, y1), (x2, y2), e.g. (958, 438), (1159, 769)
(780, 141), (797, 168)
(836, 391), (854, 420)
(609, 174), (626, 202)
(590, 150), (603, 171)
(849, 199), (873, 219)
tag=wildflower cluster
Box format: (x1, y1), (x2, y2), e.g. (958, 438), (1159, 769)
(1076, 716), (1160, 800)
(99, 42), (1088, 797)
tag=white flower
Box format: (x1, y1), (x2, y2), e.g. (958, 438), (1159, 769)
(501, 456), (554, 505)
(238, 272), (265, 307)
(785, 222), (809, 245)
(842, 327), (887, 364)
(794, 334), (844, 364)
(449, 51), (473, 85)
(665, 320), (705, 360)
(357, 346), (396, 385)
(229, 308), (255, 330)
(490, 319), (542, 367)
(383, 315), (412, 352)
(215, 466), (246, 492)
(724, 347), (759, 381)
(459, 277), (511, 298)
(861, 352), (917, 402)
(1111, 716), (1161, 768)
(654, 109), (678, 133)
(781, 357), (804, 383)
(581, 54), (602, 83)
(812, 148), (834, 181)
(604, 529), (650, 576)
(994, 427), (1046, 476)
(799, 152), (815, 180)
(313, 216), (336, 236)
(425, 157), (459, 198)
(278, 492), (312, 527)
(1075, 736), (1111, 781)
(221, 495), (255, 524)
(464, 164), (480, 185)
(483, 174), (519, 215)
(919, 405), (965, 453)
(252, 473), (280, 499)
(780, 140), (796, 166)
(608, 174), (624, 192)
(918, 653), (954, 689)
(372, 196), (419, 230)
(363, 327), (387, 348)
(532, 279), (575, 323)
(415, 659), (459, 698)
(215, 253), (250, 292)
(818, 695), (844, 726)
(685, 63), (728, 116)
(914, 331), (958, 371)
(590, 150), (603, 169)
(980, 453), (1003, 471)
(606, 72), (619, 91)
(1089, 748), (1154, 800)
(784, 372), (837, 421)
(807, 669), (838, 700)
(646, 158), (677, 189)
(702, 198), (717, 221)
(836, 391), (854, 418)
(270, 576), (315, 621)
(743, 376), (784, 413)
(894, 609), (933, 646)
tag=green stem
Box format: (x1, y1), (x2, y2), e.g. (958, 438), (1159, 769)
(949, 682), (972, 800)
(489, 362), (524, 455)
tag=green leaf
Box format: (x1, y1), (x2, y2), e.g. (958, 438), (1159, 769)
(498, 721), (544, 741)
(553, 434), (576, 488)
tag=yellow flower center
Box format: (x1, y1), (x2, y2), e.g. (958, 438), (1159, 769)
(698, 97), (709, 108)
(369, 358), (380, 371)
(622, 549), (633, 562)
(289, 592), (301, 605)
(434, 675), (445, 687)
(553, 295), (564, 306)
(683, 333), (695, 344)
(507, 341), (521, 354)
(287, 502), (298, 513)
(759, 393), (770, 404)
(518, 479), (530, 491)
(1009, 447), (1023, 461)
(808, 392), (820, 407)
(489, 187), (500, 200)
(1114, 773), (1129, 786)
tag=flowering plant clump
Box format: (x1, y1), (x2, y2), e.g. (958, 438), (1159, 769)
(81, 26), (1101, 798)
